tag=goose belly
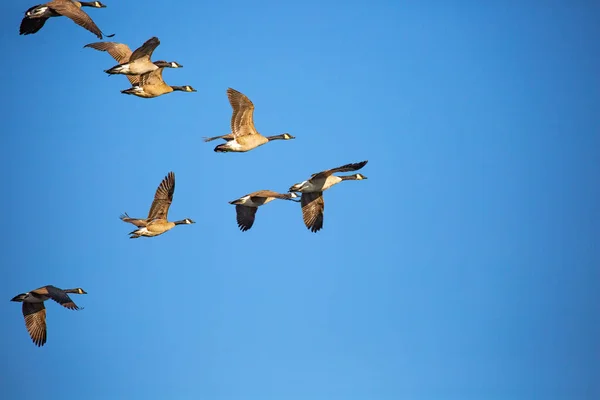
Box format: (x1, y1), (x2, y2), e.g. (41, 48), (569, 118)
(146, 222), (174, 234)
(297, 179), (326, 193)
(133, 227), (160, 236)
(221, 140), (245, 152)
(142, 85), (173, 98)
(127, 61), (157, 76)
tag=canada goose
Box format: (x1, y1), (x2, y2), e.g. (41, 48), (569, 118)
(120, 67), (196, 99)
(204, 88), (295, 152)
(11, 285), (86, 347)
(84, 37), (183, 80)
(120, 171), (195, 238)
(289, 161), (368, 232)
(20, 1), (113, 39)
(229, 190), (299, 231)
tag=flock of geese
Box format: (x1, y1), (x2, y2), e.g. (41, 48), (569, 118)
(12, 0), (369, 347)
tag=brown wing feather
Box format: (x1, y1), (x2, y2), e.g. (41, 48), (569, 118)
(140, 68), (165, 86)
(129, 37), (160, 61)
(23, 302), (47, 347)
(120, 213), (147, 227)
(301, 192), (325, 232)
(227, 88), (257, 138)
(84, 42), (139, 85)
(312, 160), (368, 179)
(235, 205), (258, 232)
(84, 42), (133, 63)
(203, 133), (234, 142)
(147, 172), (175, 221)
(48, 0), (104, 39)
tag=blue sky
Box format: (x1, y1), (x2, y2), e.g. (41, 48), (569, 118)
(1, 1), (599, 399)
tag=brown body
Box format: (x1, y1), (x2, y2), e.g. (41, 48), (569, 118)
(120, 68), (196, 98)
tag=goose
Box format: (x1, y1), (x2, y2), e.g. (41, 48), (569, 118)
(229, 190), (299, 231)
(120, 171), (195, 238)
(289, 160), (368, 232)
(120, 67), (196, 99)
(204, 88), (294, 152)
(20, 1), (113, 39)
(11, 285), (86, 347)
(84, 36), (183, 79)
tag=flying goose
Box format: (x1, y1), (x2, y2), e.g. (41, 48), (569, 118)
(84, 36), (182, 79)
(229, 190), (299, 231)
(120, 171), (195, 238)
(20, 1), (113, 39)
(289, 160), (368, 232)
(120, 67), (196, 98)
(11, 285), (87, 347)
(204, 88), (294, 152)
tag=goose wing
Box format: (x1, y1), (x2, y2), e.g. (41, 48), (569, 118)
(147, 172), (175, 221)
(48, 0), (104, 39)
(235, 205), (258, 232)
(311, 160), (368, 179)
(22, 302), (47, 347)
(300, 192), (324, 232)
(139, 67), (165, 86)
(227, 88), (257, 138)
(129, 36), (160, 62)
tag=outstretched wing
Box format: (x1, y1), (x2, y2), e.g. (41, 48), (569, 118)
(129, 36), (160, 61)
(235, 205), (258, 232)
(311, 160), (368, 179)
(19, 15), (48, 35)
(22, 302), (47, 347)
(48, 0), (104, 39)
(147, 172), (175, 221)
(139, 67), (165, 86)
(227, 88), (257, 138)
(300, 192), (324, 232)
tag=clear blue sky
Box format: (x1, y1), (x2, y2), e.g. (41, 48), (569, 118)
(1, 1), (598, 399)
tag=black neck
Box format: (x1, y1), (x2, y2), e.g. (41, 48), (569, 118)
(266, 134), (287, 141)
(340, 175), (358, 181)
